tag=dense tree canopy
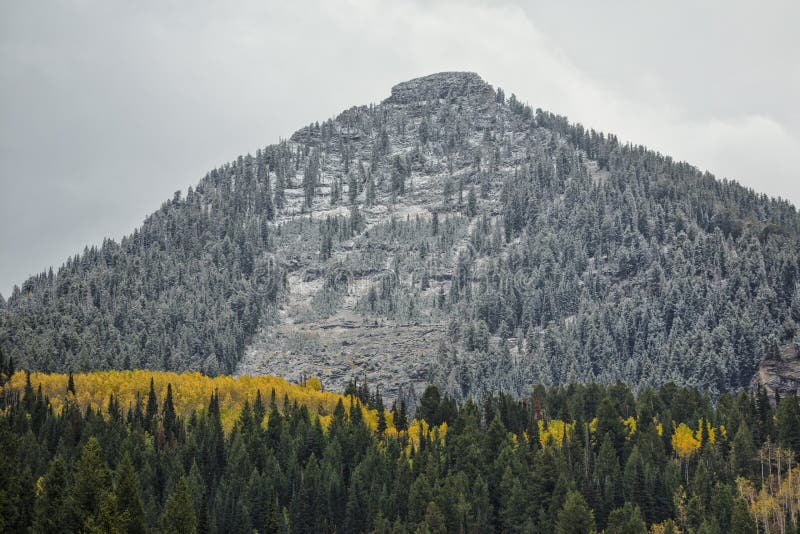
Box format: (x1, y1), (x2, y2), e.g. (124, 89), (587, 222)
(2, 367), (800, 533)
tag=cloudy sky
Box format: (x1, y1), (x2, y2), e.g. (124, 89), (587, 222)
(1, 0), (798, 295)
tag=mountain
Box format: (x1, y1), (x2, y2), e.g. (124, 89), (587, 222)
(2, 72), (799, 402)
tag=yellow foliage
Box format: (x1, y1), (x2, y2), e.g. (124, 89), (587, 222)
(403, 419), (447, 451)
(737, 451), (800, 533)
(2, 370), (438, 440)
(538, 419), (574, 448)
(305, 377), (322, 392)
(588, 416), (643, 442)
(318, 414), (332, 432)
(671, 422), (700, 459)
(650, 521), (682, 534)
(588, 417), (598, 435)
(623, 416), (637, 440)
(5, 370), (349, 433)
(694, 420), (718, 444)
(407, 419), (430, 448)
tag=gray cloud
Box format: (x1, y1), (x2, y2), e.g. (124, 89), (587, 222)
(1, 0), (798, 295)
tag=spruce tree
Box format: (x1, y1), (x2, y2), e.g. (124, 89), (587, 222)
(776, 394), (800, 455)
(32, 456), (69, 534)
(67, 371), (76, 395)
(163, 383), (177, 441)
(145, 378), (158, 433)
(605, 502), (647, 534)
(556, 491), (595, 534)
(115, 453), (146, 534)
(66, 437), (111, 531)
(160, 476), (197, 534)
(728, 498), (756, 534)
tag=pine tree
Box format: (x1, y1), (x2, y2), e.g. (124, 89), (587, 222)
(556, 491), (595, 534)
(377, 408), (387, 437)
(729, 497), (756, 534)
(776, 394), (800, 455)
(417, 385), (441, 425)
(420, 501), (447, 534)
(348, 172), (359, 204)
(291, 454), (322, 533)
(731, 422), (756, 476)
(145, 378), (158, 433)
(32, 456), (69, 534)
(418, 118), (429, 145)
(85, 492), (123, 534)
(66, 437), (111, 531)
(605, 502), (647, 534)
(115, 453), (146, 534)
(160, 476), (197, 534)
(499, 467), (530, 531)
(254, 389), (266, 427)
(163, 383), (177, 441)
(365, 171), (376, 206)
(467, 186), (477, 216)
(595, 432), (622, 525)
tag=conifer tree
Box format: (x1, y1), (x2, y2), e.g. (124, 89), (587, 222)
(606, 502), (647, 534)
(67, 371), (76, 395)
(161, 476), (197, 534)
(729, 497), (756, 534)
(145, 378), (158, 432)
(66, 437), (111, 531)
(115, 453), (146, 534)
(377, 408), (387, 437)
(776, 394), (800, 455)
(32, 456), (69, 534)
(163, 383), (177, 440)
(556, 491), (595, 534)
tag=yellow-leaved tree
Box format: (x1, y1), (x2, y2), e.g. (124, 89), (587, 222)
(672, 422), (701, 483)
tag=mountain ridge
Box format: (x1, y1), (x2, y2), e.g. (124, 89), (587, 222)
(2, 72), (799, 403)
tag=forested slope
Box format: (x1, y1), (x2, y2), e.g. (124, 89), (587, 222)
(2, 364), (800, 533)
(1, 72), (799, 398)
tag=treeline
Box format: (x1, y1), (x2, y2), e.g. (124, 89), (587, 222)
(4, 367), (800, 532)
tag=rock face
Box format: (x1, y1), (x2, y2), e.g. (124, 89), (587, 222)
(752, 330), (800, 400)
(384, 72), (495, 104)
(238, 71), (515, 403)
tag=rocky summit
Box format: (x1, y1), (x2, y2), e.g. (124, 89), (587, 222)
(2, 72), (799, 404)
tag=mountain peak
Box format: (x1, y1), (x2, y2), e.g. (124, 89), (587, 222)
(5, 67), (800, 404)
(384, 71), (493, 104)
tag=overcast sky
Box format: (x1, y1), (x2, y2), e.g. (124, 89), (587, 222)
(1, 0), (798, 296)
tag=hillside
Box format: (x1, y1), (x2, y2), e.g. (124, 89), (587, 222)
(2, 72), (799, 401)
(1, 367), (799, 533)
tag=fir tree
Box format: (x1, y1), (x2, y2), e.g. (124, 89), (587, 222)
(161, 476), (197, 534)
(556, 491), (595, 534)
(115, 454), (146, 534)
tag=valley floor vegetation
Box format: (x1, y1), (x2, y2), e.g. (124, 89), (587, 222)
(1, 359), (800, 533)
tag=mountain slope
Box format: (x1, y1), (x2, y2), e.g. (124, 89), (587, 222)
(2, 72), (799, 401)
